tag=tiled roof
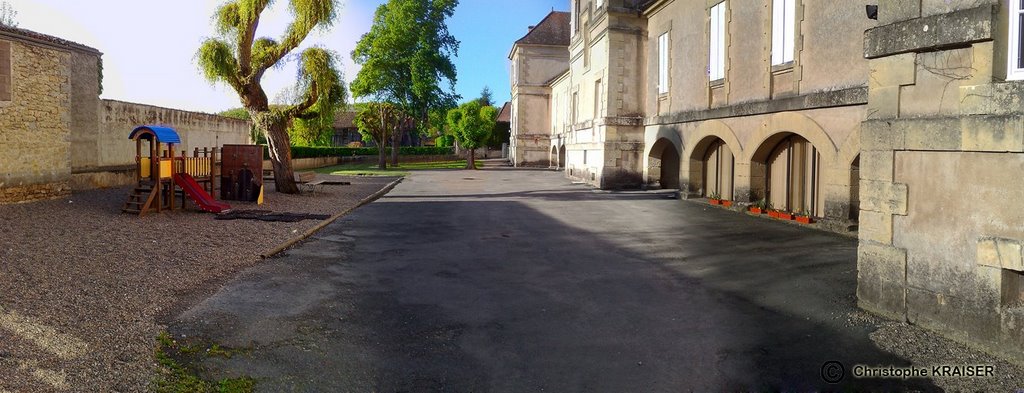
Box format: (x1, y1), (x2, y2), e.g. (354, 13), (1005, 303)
(496, 102), (511, 123)
(514, 11), (570, 47)
(0, 24), (101, 54)
(333, 110), (358, 129)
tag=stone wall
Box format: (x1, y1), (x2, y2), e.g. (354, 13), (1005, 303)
(858, 2), (1024, 361)
(0, 39), (72, 204)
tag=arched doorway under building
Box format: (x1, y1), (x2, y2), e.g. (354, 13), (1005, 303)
(751, 133), (823, 216)
(849, 155), (860, 221)
(551, 146), (559, 168)
(648, 138), (680, 189)
(558, 145), (566, 171)
(689, 137), (735, 200)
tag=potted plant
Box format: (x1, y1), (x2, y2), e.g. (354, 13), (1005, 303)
(749, 198), (766, 214)
(777, 210), (794, 220)
(766, 202), (782, 218)
(795, 211), (814, 224)
(708, 191), (722, 205)
(722, 198), (733, 207)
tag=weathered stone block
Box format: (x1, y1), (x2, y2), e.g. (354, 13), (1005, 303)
(865, 5), (997, 59)
(860, 180), (908, 215)
(878, 0), (921, 26)
(977, 237), (1024, 271)
(960, 83), (1024, 116)
(901, 118), (962, 150)
(867, 85), (901, 120)
(869, 53), (917, 89)
(861, 120), (905, 151)
(860, 210), (894, 243)
(960, 116), (1024, 152)
(860, 150), (895, 182)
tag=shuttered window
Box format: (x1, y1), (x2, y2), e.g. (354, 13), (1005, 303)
(771, 0), (796, 66)
(658, 32), (669, 94)
(709, 2), (726, 81)
(0, 40), (10, 102)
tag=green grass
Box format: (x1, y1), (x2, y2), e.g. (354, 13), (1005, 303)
(152, 332), (255, 393)
(315, 160), (479, 176)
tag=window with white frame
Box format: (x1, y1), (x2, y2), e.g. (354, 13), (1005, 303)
(572, 0), (580, 33)
(771, 0), (796, 66)
(658, 32), (670, 94)
(1009, 0), (1024, 80)
(594, 79), (603, 117)
(709, 2), (727, 81)
(596, 0), (604, 9)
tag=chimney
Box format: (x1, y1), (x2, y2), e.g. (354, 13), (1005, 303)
(528, 25), (535, 31)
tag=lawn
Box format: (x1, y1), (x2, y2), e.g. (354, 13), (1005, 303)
(315, 160), (479, 176)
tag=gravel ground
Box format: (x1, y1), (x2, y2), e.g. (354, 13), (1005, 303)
(0, 174), (397, 392)
(846, 310), (1024, 391)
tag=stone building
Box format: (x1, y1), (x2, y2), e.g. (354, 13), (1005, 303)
(0, 26), (250, 204)
(858, 1), (1024, 362)
(510, 0), (1024, 362)
(0, 25), (101, 203)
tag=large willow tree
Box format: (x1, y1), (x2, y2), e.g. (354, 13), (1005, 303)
(198, 0), (346, 194)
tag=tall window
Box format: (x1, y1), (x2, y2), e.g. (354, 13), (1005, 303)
(771, 0), (796, 66)
(572, 0), (581, 33)
(1010, 0), (1024, 80)
(511, 60), (518, 85)
(0, 40), (10, 102)
(595, 0), (604, 9)
(572, 92), (579, 124)
(658, 32), (670, 94)
(709, 2), (727, 81)
(594, 79), (603, 117)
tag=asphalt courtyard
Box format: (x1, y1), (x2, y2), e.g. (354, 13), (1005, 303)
(169, 168), (939, 391)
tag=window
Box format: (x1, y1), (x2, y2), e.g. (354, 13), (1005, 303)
(709, 2), (727, 81)
(595, 0), (604, 9)
(771, 0), (796, 66)
(1009, 0), (1024, 80)
(594, 79), (603, 117)
(572, 92), (579, 124)
(0, 40), (10, 102)
(572, 0), (580, 33)
(511, 60), (518, 85)
(658, 32), (670, 94)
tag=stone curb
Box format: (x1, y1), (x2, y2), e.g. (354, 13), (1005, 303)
(260, 177), (404, 258)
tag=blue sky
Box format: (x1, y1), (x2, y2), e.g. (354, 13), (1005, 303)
(9, 0), (565, 113)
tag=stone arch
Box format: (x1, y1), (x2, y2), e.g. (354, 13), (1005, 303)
(558, 145), (566, 172)
(746, 113), (837, 216)
(647, 137), (681, 189)
(683, 120), (742, 200)
(551, 145), (559, 168)
(837, 125), (862, 221)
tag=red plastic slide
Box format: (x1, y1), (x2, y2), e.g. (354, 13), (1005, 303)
(173, 173), (232, 214)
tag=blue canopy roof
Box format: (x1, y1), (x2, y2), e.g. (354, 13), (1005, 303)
(129, 125), (181, 144)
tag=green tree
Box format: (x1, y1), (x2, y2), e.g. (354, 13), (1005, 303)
(350, 0), (460, 165)
(0, 1), (16, 27)
(354, 102), (402, 169)
(197, 0), (347, 194)
(477, 86), (493, 107)
(446, 101), (497, 169)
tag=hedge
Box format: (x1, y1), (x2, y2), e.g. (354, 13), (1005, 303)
(264, 146), (456, 159)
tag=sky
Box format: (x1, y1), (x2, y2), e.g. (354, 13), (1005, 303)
(8, 0), (565, 113)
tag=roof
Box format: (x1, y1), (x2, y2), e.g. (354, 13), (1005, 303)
(496, 102), (511, 123)
(0, 24), (101, 55)
(514, 11), (570, 47)
(333, 111), (358, 129)
(129, 126), (181, 144)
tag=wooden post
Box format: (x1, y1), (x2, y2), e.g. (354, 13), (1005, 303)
(211, 147), (219, 198)
(135, 140), (142, 183)
(153, 141), (161, 214)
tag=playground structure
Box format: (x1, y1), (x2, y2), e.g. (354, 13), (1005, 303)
(123, 126), (232, 216)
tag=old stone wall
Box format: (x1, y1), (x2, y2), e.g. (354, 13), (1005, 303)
(858, 2), (1024, 361)
(0, 39), (72, 204)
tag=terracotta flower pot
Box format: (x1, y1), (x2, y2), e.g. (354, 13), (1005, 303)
(750, 207), (762, 214)
(768, 210), (780, 218)
(778, 212), (794, 220)
(710, 199), (721, 205)
(796, 216), (813, 224)
(722, 200), (733, 207)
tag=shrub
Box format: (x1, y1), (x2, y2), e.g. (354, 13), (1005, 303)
(262, 146), (455, 159)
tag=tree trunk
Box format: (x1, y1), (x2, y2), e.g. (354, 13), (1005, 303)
(377, 140), (388, 170)
(263, 119), (300, 194)
(467, 148), (476, 169)
(391, 128), (401, 166)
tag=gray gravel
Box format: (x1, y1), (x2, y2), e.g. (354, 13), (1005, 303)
(0, 175), (396, 392)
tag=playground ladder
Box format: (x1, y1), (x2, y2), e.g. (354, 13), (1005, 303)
(122, 185), (157, 216)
